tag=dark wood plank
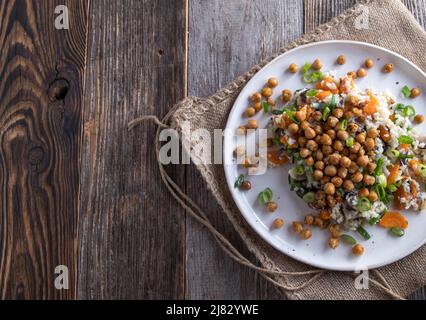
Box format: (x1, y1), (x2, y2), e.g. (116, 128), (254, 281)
(186, 0), (303, 299)
(77, 0), (187, 299)
(304, 0), (426, 301)
(0, 0), (89, 299)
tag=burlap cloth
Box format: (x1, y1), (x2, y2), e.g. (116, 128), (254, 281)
(139, 0), (426, 299)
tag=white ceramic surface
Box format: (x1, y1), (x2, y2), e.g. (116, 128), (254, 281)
(223, 40), (426, 271)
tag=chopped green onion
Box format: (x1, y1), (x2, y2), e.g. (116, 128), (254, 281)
(272, 137), (281, 146)
(386, 148), (400, 160)
(374, 158), (385, 176)
(341, 234), (357, 246)
(272, 109), (283, 115)
(417, 164), (426, 180)
(339, 119), (348, 130)
(357, 197), (372, 212)
(395, 103), (405, 112)
(263, 101), (270, 113)
(399, 153), (414, 159)
(403, 105), (415, 117)
(329, 95), (338, 109)
(357, 226), (371, 240)
(302, 62), (311, 74)
(284, 109), (300, 124)
(295, 164), (305, 176)
(346, 137), (354, 147)
(234, 174), (245, 188)
(376, 174), (387, 187)
(306, 89), (317, 97)
(391, 227), (405, 237)
(258, 188), (273, 205)
(398, 135), (413, 145)
(303, 71), (323, 84)
(321, 106), (331, 121)
(369, 217), (380, 225)
(303, 192), (315, 204)
(375, 184), (389, 204)
(387, 184), (398, 193)
(402, 85), (411, 98)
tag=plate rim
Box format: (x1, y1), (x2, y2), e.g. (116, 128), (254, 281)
(223, 39), (426, 271)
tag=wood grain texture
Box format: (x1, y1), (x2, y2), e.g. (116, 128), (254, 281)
(0, 0), (89, 299)
(186, 0), (303, 299)
(77, 0), (187, 299)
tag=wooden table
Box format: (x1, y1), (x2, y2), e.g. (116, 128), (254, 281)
(0, 0), (425, 300)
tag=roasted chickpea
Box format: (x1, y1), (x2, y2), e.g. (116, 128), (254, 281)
(315, 190), (326, 200)
(292, 221), (303, 234)
(314, 150), (324, 161)
(304, 127), (316, 139)
(326, 129), (336, 140)
(324, 165), (337, 177)
(411, 87), (421, 98)
(356, 132), (366, 144)
(365, 137), (375, 150)
(320, 176), (330, 184)
(312, 59), (322, 70)
(305, 156), (315, 166)
(349, 142), (361, 154)
(352, 172), (363, 183)
(368, 190), (378, 202)
(320, 134), (332, 146)
(329, 237), (340, 249)
(298, 136), (307, 147)
(301, 228), (312, 240)
(348, 161), (359, 174)
(313, 125), (323, 135)
(312, 111), (322, 121)
(331, 176), (343, 188)
(313, 170), (323, 181)
(352, 108), (363, 117)
(300, 148), (312, 158)
(241, 181), (252, 190)
(322, 145), (333, 155)
(383, 63), (394, 73)
(414, 114), (424, 124)
(329, 224), (342, 238)
(300, 120), (310, 130)
(365, 58), (374, 69)
(245, 107), (256, 117)
(288, 123), (299, 135)
(295, 110), (307, 122)
(333, 140), (344, 151)
(337, 55), (346, 65)
(250, 92), (262, 103)
(288, 63), (298, 73)
(253, 102), (262, 112)
(327, 116), (339, 128)
(347, 123), (359, 134)
(266, 201), (278, 212)
(357, 155), (369, 168)
(246, 119), (258, 129)
(267, 77), (279, 88)
(367, 128), (378, 138)
(314, 217), (325, 229)
(314, 161), (325, 170)
(236, 125), (246, 135)
(304, 215), (314, 225)
(267, 97), (276, 107)
(272, 218), (284, 229)
(357, 68), (367, 78)
(352, 244), (364, 256)
(366, 162), (377, 173)
(343, 179), (355, 192)
(261, 87), (273, 98)
(339, 156), (351, 168)
(359, 188), (369, 197)
(338, 167), (348, 179)
(328, 153), (341, 166)
(363, 175), (376, 186)
(358, 147), (366, 156)
(332, 108), (344, 119)
(337, 130), (349, 141)
(319, 210), (332, 220)
(282, 89), (292, 102)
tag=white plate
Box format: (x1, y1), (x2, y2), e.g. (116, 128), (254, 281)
(223, 40), (426, 271)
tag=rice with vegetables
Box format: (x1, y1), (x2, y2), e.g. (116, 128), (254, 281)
(235, 56), (424, 255)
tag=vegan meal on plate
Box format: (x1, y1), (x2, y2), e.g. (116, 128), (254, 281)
(234, 55), (424, 256)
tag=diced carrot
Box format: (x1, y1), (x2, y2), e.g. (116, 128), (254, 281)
(389, 114), (395, 122)
(387, 164), (400, 185)
(363, 93), (378, 115)
(410, 180), (418, 198)
(316, 77), (339, 94)
(379, 125), (392, 143)
(339, 76), (354, 94)
(267, 150), (289, 165)
(316, 90), (331, 100)
(379, 211), (408, 229)
(394, 185), (408, 210)
(408, 159), (419, 170)
(279, 136), (288, 145)
(400, 144), (410, 151)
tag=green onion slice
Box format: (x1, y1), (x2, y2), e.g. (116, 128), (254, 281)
(391, 227), (405, 237)
(321, 106), (331, 121)
(346, 137), (354, 147)
(398, 135), (413, 145)
(234, 174), (245, 188)
(295, 164), (305, 176)
(339, 119), (348, 130)
(357, 226), (371, 240)
(341, 234), (357, 245)
(303, 192), (315, 204)
(357, 197), (372, 212)
(263, 101), (270, 113)
(402, 85), (411, 98)
(404, 105), (415, 117)
(284, 109), (300, 124)
(306, 89), (317, 97)
(258, 188), (273, 205)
